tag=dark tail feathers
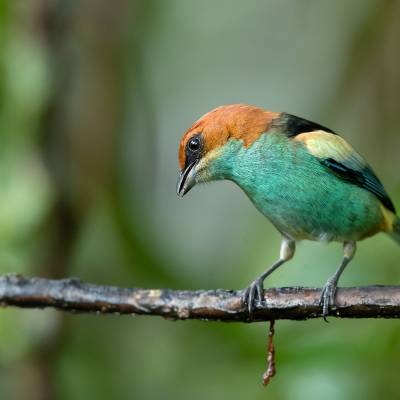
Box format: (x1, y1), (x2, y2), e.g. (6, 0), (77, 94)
(391, 217), (400, 245)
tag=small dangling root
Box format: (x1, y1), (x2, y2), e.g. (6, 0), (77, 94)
(262, 320), (276, 386)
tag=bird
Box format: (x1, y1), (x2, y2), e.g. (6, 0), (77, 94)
(176, 104), (399, 318)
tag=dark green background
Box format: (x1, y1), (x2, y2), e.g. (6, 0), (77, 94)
(0, 1), (399, 399)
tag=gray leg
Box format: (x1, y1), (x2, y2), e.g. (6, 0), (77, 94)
(319, 241), (357, 319)
(243, 237), (296, 316)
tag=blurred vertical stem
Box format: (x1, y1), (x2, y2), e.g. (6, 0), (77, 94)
(22, 2), (184, 398)
(14, 1), (132, 399)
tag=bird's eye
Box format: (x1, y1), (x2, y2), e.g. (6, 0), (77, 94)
(188, 138), (200, 152)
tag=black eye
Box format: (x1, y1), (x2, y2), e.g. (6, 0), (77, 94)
(188, 138), (200, 152)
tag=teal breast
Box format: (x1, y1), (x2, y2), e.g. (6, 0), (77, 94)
(209, 132), (384, 242)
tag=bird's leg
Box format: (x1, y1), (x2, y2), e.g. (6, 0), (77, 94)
(319, 241), (357, 320)
(243, 237), (295, 316)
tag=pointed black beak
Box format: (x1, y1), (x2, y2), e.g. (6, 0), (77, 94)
(177, 161), (197, 197)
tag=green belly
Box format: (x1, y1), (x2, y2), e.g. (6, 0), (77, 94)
(248, 173), (383, 242)
(212, 134), (384, 242)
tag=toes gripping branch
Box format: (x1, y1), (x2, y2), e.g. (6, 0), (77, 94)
(243, 238), (296, 317)
(319, 241), (357, 320)
(243, 239), (357, 320)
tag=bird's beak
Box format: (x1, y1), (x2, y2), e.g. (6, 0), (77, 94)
(177, 161), (197, 197)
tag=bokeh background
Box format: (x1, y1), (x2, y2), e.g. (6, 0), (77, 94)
(0, 1), (399, 399)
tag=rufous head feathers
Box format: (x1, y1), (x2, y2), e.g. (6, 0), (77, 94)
(178, 104), (279, 170)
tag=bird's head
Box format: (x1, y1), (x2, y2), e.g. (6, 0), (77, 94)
(177, 104), (279, 196)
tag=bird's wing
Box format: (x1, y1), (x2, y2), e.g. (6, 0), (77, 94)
(294, 130), (396, 213)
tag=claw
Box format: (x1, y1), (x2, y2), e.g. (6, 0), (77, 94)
(242, 278), (265, 318)
(319, 278), (338, 322)
(241, 240), (295, 319)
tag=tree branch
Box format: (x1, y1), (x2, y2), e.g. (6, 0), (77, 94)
(0, 274), (399, 321)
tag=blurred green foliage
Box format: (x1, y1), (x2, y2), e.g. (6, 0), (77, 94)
(0, 1), (399, 399)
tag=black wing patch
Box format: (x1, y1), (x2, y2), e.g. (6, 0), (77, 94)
(322, 158), (396, 213)
(278, 113), (395, 212)
(281, 113), (336, 137)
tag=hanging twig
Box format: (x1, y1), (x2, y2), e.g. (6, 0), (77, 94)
(262, 320), (276, 386)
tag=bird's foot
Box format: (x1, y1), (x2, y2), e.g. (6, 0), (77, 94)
(319, 278), (338, 322)
(243, 278), (265, 318)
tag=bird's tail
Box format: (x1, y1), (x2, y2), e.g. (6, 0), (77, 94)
(390, 216), (400, 245)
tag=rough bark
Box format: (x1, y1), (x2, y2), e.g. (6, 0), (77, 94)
(0, 275), (399, 321)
